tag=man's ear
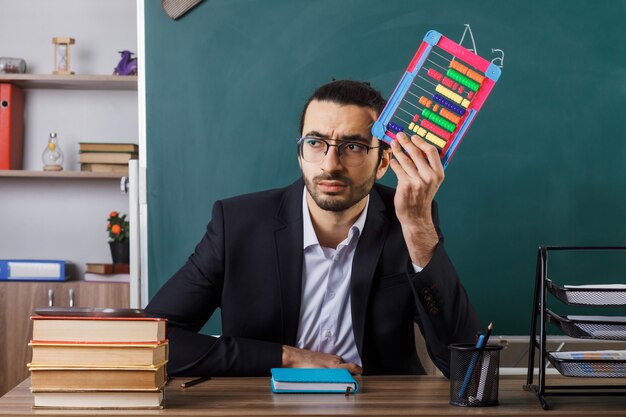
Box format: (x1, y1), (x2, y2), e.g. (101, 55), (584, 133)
(376, 147), (391, 180)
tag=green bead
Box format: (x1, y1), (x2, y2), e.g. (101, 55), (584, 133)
(446, 68), (479, 91)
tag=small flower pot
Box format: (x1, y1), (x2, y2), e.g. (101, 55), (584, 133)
(109, 241), (130, 264)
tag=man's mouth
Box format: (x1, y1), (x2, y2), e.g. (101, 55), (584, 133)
(317, 181), (347, 193)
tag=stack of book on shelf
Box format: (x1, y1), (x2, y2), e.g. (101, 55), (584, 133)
(84, 262), (130, 283)
(29, 315), (168, 409)
(78, 142), (138, 175)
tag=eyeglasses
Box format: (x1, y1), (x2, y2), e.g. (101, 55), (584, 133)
(297, 136), (380, 167)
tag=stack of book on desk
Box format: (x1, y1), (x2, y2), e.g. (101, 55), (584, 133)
(78, 142), (138, 175)
(84, 262), (130, 283)
(29, 315), (167, 409)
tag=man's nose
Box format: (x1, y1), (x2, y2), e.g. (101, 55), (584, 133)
(320, 145), (343, 171)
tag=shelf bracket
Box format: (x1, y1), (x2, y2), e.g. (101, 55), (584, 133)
(120, 176), (129, 194)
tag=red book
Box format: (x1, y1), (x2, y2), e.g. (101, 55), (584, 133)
(0, 83), (25, 170)
(86, 263), (130, 274)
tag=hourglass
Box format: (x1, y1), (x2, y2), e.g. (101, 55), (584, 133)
(52, 37), (75, 75)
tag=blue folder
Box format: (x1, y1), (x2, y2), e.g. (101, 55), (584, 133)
(0, 259), (67, 281)
(270, 368), (359, 394)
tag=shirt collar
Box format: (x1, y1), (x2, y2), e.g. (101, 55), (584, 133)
(302, 186), (370, 250)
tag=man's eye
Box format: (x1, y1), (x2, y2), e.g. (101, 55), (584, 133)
(344, 143), (366, 153)
(305, 139), (323, 148)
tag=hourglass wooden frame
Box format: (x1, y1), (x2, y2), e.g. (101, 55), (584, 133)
(52, 37), (75, 75)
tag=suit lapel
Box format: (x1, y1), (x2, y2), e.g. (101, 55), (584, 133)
(351, 186), (389, 356)
(274, 179), (304, 346)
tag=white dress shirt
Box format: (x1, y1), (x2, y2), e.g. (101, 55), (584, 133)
(295, 188), (424, 367)
(295, 188), (368, 366)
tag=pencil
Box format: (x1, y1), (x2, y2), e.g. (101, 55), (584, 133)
(181, 376), (211, 388)
(474, 322), (494, 401)
(458, 322), (493, 400)
(481, 322), (493, 350)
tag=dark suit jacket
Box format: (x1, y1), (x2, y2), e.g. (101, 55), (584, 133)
(145, 179), (480, 377)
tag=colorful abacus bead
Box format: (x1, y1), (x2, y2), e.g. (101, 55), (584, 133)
(420, 119), (451, 140)
(435, 84), (464, 106)
(387, 122), (404, 133)
(427, 68), (443, 82)
(425, 132), (446, 149)
(442, 77), (454, 88)
(446, 68), (480, 91)
(450, 60), (469, 75)
(422, 108), (457, 132)
(433, 94), (465, 116)
(418, 96), (432, 108)
(465, 69), (485, 84)
(439, 108), (461, 124)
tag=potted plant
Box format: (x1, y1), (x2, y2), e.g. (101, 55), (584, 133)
(107, 211), (129, 264)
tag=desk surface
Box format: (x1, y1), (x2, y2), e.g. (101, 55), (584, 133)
(1, 376), (626, 416)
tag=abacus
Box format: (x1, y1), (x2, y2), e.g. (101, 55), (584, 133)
(372, 30), (501, 169)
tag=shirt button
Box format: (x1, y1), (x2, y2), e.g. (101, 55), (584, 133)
(328, 291), (335, 299)
(324, 330), (332, 338)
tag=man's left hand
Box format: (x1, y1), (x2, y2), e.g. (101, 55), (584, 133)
(388, 131), (444, 267)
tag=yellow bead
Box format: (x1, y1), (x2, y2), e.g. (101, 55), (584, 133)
(425, 132), (446, 148)
(408, 122), (415, 130)
(435, 84), (463, 104)
(461, 99), (471, 108)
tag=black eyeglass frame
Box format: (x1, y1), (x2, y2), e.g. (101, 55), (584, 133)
(296, 136), (381, 167)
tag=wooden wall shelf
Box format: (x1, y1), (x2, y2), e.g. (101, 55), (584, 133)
(0, 170), (126, 179)
(0, 74), (137, 91)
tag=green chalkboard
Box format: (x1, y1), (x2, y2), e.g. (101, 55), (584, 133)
(145, 0), (626, 335)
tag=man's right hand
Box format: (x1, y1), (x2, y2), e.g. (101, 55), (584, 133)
(281, 345), (362, 374)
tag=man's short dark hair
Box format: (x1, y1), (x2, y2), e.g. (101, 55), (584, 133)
(299, 79), (387, 134)
(299, 80), (389, 159)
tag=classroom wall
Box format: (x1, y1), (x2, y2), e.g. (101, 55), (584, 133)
(145, 0), (626, 335)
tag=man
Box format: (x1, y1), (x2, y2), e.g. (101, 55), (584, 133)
(145, 80), (480, 377)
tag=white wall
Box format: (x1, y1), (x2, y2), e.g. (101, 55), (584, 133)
(0, 0), (138, 276)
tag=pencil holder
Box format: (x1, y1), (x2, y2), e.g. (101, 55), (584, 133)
(449, 343), (502, 407)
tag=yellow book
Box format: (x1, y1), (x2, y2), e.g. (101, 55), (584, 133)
(31, 316), (166, 343)
(29, 362), (167, 391)
(29, 341), (168, 367)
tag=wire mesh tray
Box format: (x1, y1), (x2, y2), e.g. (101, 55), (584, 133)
(546, 279), (626, 306)
(547, 353), (626, 377)
(546, 310), (626, 340)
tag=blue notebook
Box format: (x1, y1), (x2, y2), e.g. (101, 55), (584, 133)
(270, 368), (358, 394)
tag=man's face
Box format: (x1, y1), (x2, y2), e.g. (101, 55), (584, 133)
(299, 100), (389, 212)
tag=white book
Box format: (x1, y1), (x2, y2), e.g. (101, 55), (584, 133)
(33, 390), (163, 409)
(84, 272), (130, 283)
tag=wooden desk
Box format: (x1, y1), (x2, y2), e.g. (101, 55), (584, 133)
(1, 376), (625, 416)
